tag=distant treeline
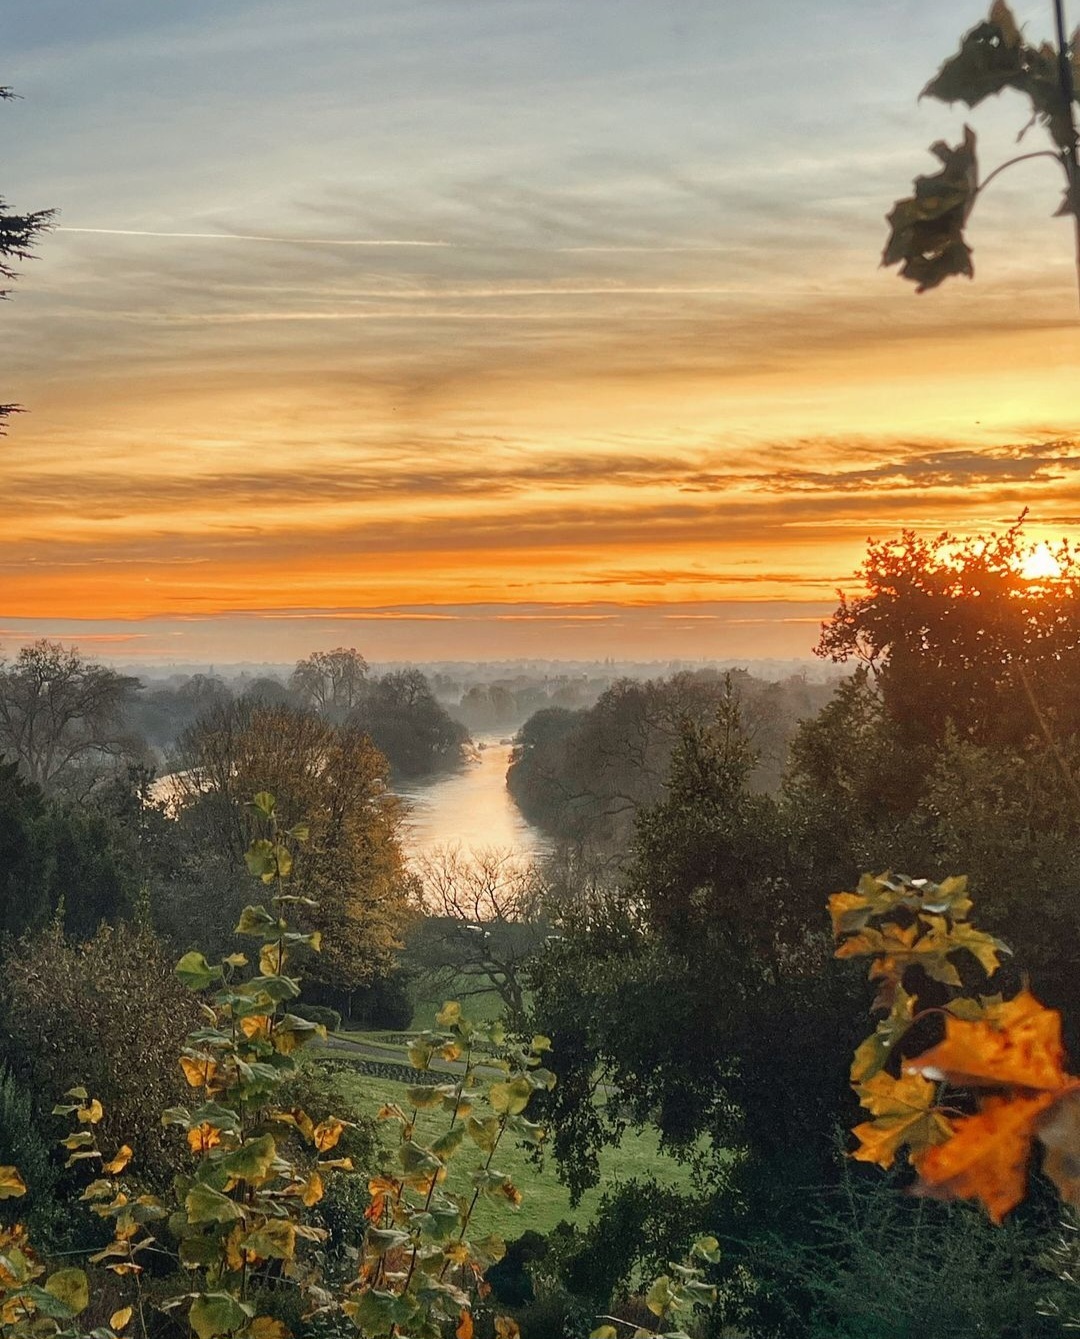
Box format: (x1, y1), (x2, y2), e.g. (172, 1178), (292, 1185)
(124, 654), (467, 781)
(507, 668), (834, 852)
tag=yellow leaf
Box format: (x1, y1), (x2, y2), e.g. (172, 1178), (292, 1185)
(260, 943), (286, 976)
(852, 1072), (952, 1169)
(103, 1146), (133, 1176)
(180, 1056), (218, 1089)
(78, 1099), (104, 1125)
(313, 1118), (344, 1152)
(110, 1308), (133, 1331)
(239, 1015), (271, 1041)
(248, 1321), (290, 1339)
(494, 1319), (520, 1339)
(187, 1124), (222, 1155)
(0, 1166), (27, 1199)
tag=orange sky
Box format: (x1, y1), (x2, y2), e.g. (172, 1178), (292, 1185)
(4, 1), (1080, 662)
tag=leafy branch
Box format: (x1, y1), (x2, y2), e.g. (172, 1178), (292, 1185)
(884, 0), (1080, 301)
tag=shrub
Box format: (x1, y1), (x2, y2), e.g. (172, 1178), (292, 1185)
(0, 921), (200, 1184)
(291, 1002), (342, 1032)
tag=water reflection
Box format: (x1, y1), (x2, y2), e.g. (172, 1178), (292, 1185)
(395, 733), (548, 860)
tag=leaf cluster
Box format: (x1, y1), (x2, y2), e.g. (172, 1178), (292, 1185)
(883, 1), (1080, 290)
(836, 872), (1080, 1222)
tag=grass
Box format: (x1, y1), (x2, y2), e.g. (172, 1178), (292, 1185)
(332, 1069), (699, 1239)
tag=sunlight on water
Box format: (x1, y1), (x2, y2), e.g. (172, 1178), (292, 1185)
(396, 734), (548, 860)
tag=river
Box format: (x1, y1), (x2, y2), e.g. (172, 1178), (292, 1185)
(395, 733), (548, 860)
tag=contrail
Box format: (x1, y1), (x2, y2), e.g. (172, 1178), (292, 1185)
(57, 227), (451, 248)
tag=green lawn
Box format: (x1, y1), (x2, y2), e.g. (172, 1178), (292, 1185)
(332, 1069), (699, 1239)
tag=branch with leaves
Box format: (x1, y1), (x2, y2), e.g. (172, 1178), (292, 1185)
(834, 872), (1080, 1223)
(884, 0), (1080, 299)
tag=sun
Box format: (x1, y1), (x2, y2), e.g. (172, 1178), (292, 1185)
(1019, 542), (1062, 582)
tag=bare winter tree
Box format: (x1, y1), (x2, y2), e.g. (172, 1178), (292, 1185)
(289, 647), (369, 719)
(410, 845), (552, 1027)
(0, 641), (139, 792)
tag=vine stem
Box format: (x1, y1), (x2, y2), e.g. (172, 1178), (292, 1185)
(975, 149), (1064, 198)
(1052, 0), (1080, 307)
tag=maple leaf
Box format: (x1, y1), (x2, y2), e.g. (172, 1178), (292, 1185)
(850, 986), (916, 1084)
(921, 1), (1024, 107)
(914, 1092), (1057, 1223)
(906, 989), (1066, 1091)
(883, 127), (978, 291)
(852, 1071), (953, 1169)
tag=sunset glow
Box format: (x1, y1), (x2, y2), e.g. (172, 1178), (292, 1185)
(5, 0), (1080, 661)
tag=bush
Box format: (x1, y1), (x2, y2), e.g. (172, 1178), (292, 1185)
(292, 1002), (342, 1032)
(0, 921), (201, 1184)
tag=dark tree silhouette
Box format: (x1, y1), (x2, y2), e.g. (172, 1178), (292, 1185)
(1, 88), (54, 432)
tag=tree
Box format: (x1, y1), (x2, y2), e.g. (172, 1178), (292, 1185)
(351, 668), (468, 778)
(0, 641), (139, 793)
(173, 701), (415, 1008)
(815, 520), (1080, 753)
(1, 87), (54, 432)
(0, 756), (138, 940)
(410, 846), (551, 1025)
(883, 0), (1080, 299)
(289, 647), (368, 719)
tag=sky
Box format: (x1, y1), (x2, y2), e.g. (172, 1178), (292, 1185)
(3, 0), (1080, 663)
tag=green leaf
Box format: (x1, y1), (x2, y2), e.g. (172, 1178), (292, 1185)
(406, 1084), (446, 1110)
(44, 1269), (89, 1317)
(185, 1183), (244, 1225)
(235, 904), (281, 938)
(365, 1227), (411, 1257)
(175, 951), (223, 991)
(250, 792), (276, 818)
(431, 1126), (466, 1161)
(189, 1292), (254, 1339)
(489, 1077), (532, 1116)
(218, 1134), (276, 1183)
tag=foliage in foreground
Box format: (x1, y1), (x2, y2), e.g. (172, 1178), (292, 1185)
(884, 0), (1080, 292)
(0, 791), (561, 1339)
(835, 871), (1080, 1223)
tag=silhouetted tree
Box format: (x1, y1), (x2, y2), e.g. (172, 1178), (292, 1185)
(1, 87), (54, 432)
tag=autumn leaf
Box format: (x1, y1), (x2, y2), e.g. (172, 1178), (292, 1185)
(906, 989), (1067, 1091)
(187, 1123), (223, 1155)
(313, 1118), (344, 1152)
(0, 1166), (27, 1199)
(852, 1071), (953, 1168)
(921, 1), (1024, 107)
(883, 127), (978, 292)
(915, 1092), (1058, 1222)
(110, 1308), (133, 1331)
(455, 1310), (474, 1339)
(494, 1319), (521, 1339)
(103, 1146), (133, 1176)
